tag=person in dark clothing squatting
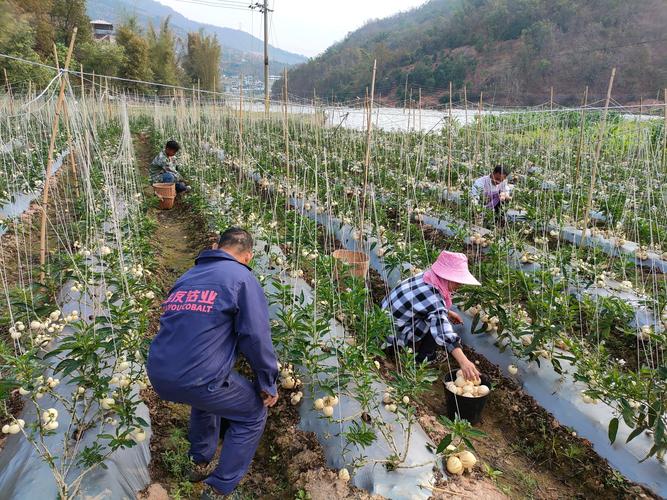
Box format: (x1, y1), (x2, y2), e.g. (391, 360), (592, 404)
(147, 228), (279, 499)
(149, 139), (191, 193)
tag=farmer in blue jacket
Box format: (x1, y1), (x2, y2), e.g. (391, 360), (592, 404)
(147, 227), (279, 498)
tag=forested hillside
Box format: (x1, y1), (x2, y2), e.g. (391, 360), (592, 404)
(276, 0), (667, 106)
(0, 0), (221, 92)
(0, 0), (304, 93)
(87, 0), (306, 72)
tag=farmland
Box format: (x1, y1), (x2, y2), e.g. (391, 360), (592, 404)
(0, 77), (665, 499)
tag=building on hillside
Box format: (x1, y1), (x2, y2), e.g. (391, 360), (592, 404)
(90, 20), (114, 42)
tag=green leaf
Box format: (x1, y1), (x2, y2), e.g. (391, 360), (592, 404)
(467, 428), (487, 438)
(436, 434), (453, 454)
(608, 417), (619, 444)
(639, 444), (659, 462)
(626, 426), (645, 443)
(462, 437), (476, 452)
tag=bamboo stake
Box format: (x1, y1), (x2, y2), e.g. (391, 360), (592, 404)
(550, 86), (554, 111)
(238, 74), (244, 180)
(580, 68), (616, 247)
(105, 76), (110, 117)
(573, 86), (589, 187)
(52, 48), (79, 198)
(40, 28), (77, 282)
(91, 70), (97, 129)
(463, 84), (469, 148)
(364, 87), (369, 131)
(412, 94), (416, 130)
(62, 105), (79, 198)
(403, 73), (408, 114)
(407, 87), (412, 131)
(474, 92), (483, 163)
(447, 81), (453, 193)
(3, 68), (13, 115)
(360, 59), (377, 248)
(79, 64), (85, 101)
(283, 68), (290, 191)
(662, 88), (667, 172)
(197, 80), (202, 144)
(418, 88), (422, 131)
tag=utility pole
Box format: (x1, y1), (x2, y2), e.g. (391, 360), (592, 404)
(252, 1), (273, 115)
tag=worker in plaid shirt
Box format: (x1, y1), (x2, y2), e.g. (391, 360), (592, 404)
(383, 251), (481, 380)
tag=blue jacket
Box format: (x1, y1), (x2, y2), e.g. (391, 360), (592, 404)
(147, 249), (279, 396)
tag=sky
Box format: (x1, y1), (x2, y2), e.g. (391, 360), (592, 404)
(156, 0), (428, 57)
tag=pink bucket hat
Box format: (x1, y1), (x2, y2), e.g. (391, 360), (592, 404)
(431, 251), (481, 286)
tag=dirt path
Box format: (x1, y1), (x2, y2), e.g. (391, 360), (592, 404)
(133, 133), (373, 500)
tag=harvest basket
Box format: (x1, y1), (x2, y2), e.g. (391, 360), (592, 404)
(152, 182), (176, 210)
(332, 249), (370, 279)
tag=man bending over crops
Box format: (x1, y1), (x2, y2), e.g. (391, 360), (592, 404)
(147, 227), (279, 498)
(150, 139), (191, 193)
(471, 165), (511, 222)
(383, 251), (481, 380)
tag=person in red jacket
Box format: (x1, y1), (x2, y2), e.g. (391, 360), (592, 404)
(147, 227), (279, 498)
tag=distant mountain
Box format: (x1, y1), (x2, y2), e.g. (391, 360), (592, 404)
(277, 0), (667, 106)
(87, 0), (307, 76)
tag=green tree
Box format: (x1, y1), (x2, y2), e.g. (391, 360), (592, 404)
(116, 19), (153, 91)
(50, 0), (92, 55)
(12, 0), (55, 58)
(79, 41), (126, 78)
(0, 2), (53, 88)
(147, 17), (183, 89)
(183, 30), (221, 91)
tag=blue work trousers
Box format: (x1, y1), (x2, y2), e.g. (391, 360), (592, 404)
(152, 371), (267, 494)
(158, 172), (188, 193)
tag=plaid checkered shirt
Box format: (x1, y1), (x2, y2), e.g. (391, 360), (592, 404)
(382, 272), (461, 352)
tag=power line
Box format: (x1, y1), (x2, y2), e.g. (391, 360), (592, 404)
(1, 51), (664, 114)
(167, 0), (255, 12)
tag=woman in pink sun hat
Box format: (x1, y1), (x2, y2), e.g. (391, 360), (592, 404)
(382, 251), (481, 380)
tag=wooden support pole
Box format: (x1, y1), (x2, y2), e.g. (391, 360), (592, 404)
(238, 73), (244, 176)
(662, 88), (667, 172)
(418, 88), (422, 131)
(53, 51), (79, 199)
(282, 67), (289, 189)
(463, 84), (469, 148)
(403, 73), (409, 114)
(447, 81), (453, 193)
(360, 59), (377, 246)
(364, 87), (369, 131)
(79, 64), (85, 102)
(580, 68), (616, 247)
(4, 68), (13, 115)
(407, 87), (412, 131)
(263, 0), (270, 116)
(62, 104), (79, 198)
(474, 92), (483, 163)
(105, 76), (110, 117)
(573, 86), (589, 187)
(40, 28), (77, 282)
